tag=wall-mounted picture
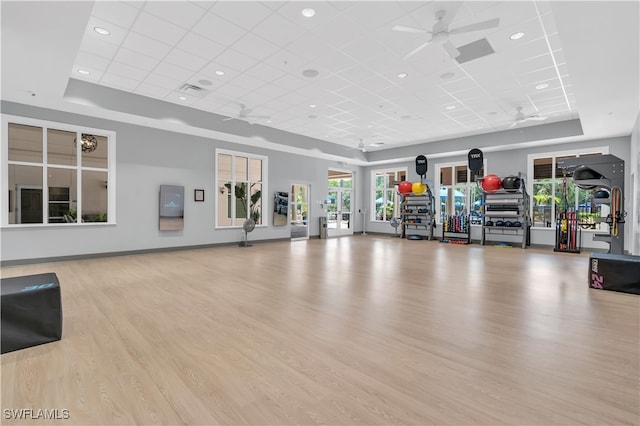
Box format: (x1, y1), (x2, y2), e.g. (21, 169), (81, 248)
(159, 185), (184, 231)
(273, 191), (289, 226)
(194, 189), (204, 202)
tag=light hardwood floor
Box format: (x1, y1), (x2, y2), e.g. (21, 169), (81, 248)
(1, 236), (638, 425)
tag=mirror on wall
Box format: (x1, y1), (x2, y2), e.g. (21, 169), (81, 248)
(159, 185), (184, 231)
(273, 191), (289, 226)
(290, 184), (309, 240)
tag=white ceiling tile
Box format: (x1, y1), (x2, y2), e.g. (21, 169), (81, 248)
(310, 15), (365, 49)
(78, 36), (120, 60)
(75, 51), (111, 72)
(113, 48), (160, 71)
(71, 65), (104, 82)
(121, 32), (172, 59)
(229, 73), (269, 92)
(276, 2), (340, 31)
(142, 73), (184, 91)
(106, 61), (148, 81)
(210, 2), (273, 30)
(230, 33), (280, 61)
(214, 49), (260, 73)
(341, 37), (392, 63)
(153, 62), (194, 82)
(90, 1), (140, 29)
(260, 1), (285, 12)
(84, 17), (129, 46)
(262, 48), (308, 72)
(271, 74), (310, 92)
(252, 84), (291, 100)
(192, 12), (246, 46)
(100, 72), (140, 91)
(314, 74), (351, 93)
(142, 1), (205, 29)
(176, 32), (226, 60)
(336, 65), (377, 85)
(214, 83), (251, 100)
(238, 92), (272, 108)
(342, 2), (407, 31)
(243, 62), (287, 83)
(131, 12), (188, 46)
(163, 49), (209, 72)
(251, 13), (306, 47)
(285, 34), (336, 62)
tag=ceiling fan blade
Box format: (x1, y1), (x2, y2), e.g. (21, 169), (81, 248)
(442, 40), (461, 59)
(392, 25), (427, 34)
(509, 121), (519, 128)
(450, 17), (500, 35)
(222, 117), (235, 121)
(404, 39), (433, 60)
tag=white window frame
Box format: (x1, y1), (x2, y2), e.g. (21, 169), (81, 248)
(527, 146), (609, 229)
(215, 148), (268, 228)
(434, 160), (487, 225)
(370, 166), (408, 222)
(1, 114), (116, 227)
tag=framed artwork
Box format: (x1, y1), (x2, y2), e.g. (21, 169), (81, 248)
(194, 189), (205, 202)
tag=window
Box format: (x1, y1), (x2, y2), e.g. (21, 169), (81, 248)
(2, 116), (115, 226)
(216, 149), (267, 227)
(528, 148), (607, 228)
(435, 161), (485, 224)
(371, 168), (407, 221)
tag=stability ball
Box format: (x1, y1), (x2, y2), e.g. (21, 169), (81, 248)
(412, 181), (426, 195)
(398, 181), (413, 195)
(481, 174), (502, 193)
(502, 175), (521, 191)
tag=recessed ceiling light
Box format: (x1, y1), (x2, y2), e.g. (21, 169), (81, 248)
(178, 96), (188, 101)
(536, 83), (549, 90)
(309, 104), (316, 108)
(302, 8), (316, 18)
(77, 69), (90, 75)
(445, 105), (456, 110)
(397, 72), (408, 79)
(93, 27), (110, 36)
(198, 79), (212, 86)
(302, 69), (319, 78)
(215, 70), (225, 76)
(510, 32), (525, 40)
(440, 72), (455, 79)
(267, 120), (272, 123)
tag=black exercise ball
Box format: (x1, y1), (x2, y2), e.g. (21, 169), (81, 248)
(514, 221), (522, 227)
(573, 165), (603, 190)
(495, 220), (504, 227)
(504, 221), (513, 227)
(593, 190), (610, 199)
(485, 220), (494, 226)
(501, 176), (521, 191)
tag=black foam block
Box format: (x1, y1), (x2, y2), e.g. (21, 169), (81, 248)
(1, 273), (62, 354)
(589, 253), (640, 295)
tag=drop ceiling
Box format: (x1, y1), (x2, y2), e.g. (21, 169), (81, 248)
(1, 1), (638, 164)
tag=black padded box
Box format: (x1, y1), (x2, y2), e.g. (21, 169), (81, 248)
(1, 273), (62, 354)
(589, 253), (640, 295)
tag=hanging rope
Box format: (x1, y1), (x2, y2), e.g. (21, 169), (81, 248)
(610, 186), (622, 237)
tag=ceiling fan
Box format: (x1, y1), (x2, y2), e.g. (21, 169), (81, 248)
(222, 104), (270, 123)
(509, 107), (547, 128)
(393, 10), (500, 60)
(351, 138), (384, 152)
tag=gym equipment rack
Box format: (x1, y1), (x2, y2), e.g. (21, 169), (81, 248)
(442, 214), (471, 244)
(556, 155), (625, 255)
(554, 211), (581, 253)
(480, 173), (531, 249)
(401, 189), (435, 241)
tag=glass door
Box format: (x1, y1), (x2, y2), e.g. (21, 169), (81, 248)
(327, 170), (353, 237)
(290, 184), (309, 240)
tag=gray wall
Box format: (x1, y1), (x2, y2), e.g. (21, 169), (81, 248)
(364, 136), (632, 252)
(1, 103), (361, 262)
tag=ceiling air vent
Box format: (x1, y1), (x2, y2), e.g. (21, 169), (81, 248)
(178, 83), (209, 98)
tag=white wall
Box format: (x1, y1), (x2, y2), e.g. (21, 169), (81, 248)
(631, 113), (640, 255)
(1, 104), (361, 262)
